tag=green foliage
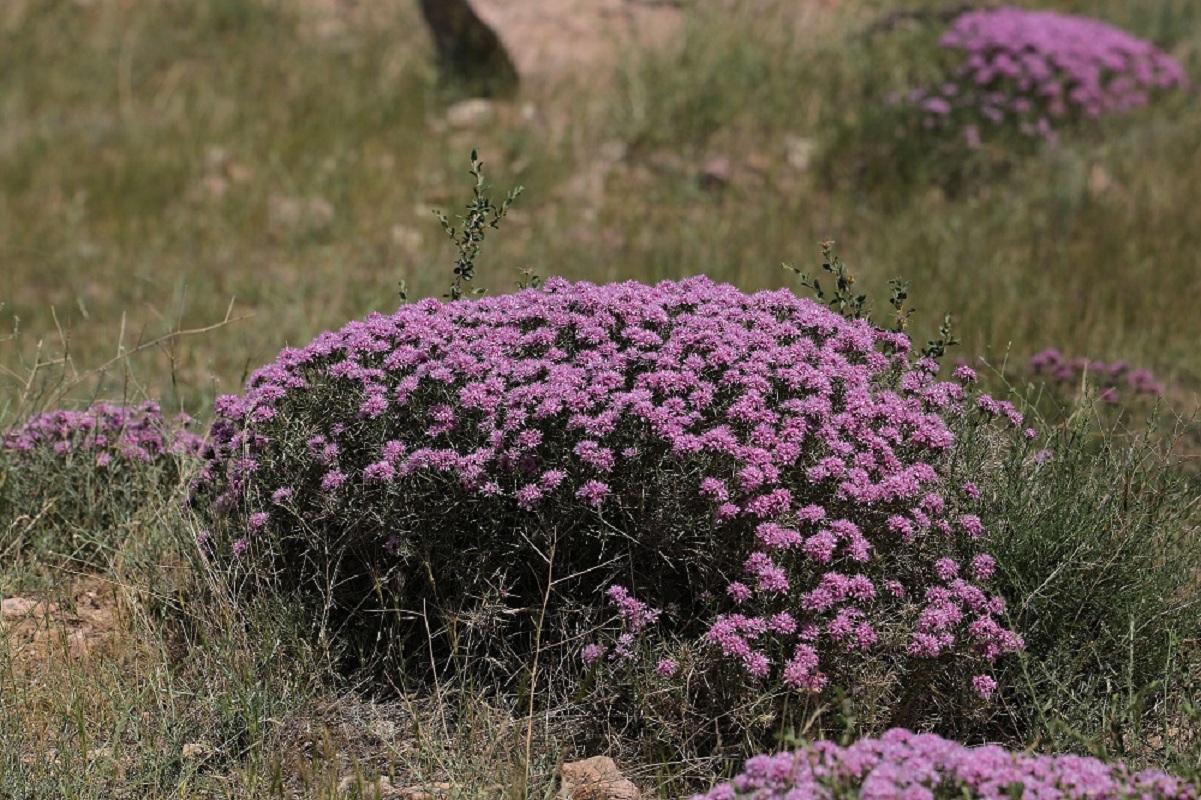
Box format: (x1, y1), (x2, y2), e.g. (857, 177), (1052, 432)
(952, 401), (1201, 761)
(401, 148), (524, 303)
(784, 241), (961, 359)
(0, 434), (194, 574)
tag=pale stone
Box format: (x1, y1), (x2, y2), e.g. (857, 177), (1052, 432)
(559, 756), (640, 800)
(444, 98), (497, 129)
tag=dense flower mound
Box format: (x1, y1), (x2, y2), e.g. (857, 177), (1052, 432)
(3, 401), (203, 465)
(911, 7), (1187, 146)
(694, 728), (1197, 799)
(2, 402), (202, 564)
(192, 276), (1023, 694)
(1029, 348), (1162, 405)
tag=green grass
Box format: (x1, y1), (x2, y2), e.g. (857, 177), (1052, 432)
(1, 0), (1200, 796)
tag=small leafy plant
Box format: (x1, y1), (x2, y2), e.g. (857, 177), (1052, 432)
(400, 148), (524, 303)
(783, 241), (960, 358)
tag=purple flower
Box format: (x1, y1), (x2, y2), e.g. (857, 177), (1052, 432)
(539, 469), (567, 490)
(321, 470), (347, 491)
(363, 460), (396, 484)
(934, 558), (959, 581)
(972, 673), (998, 700)
(4, 402), (201, 467)
(971, 554), (997, 581)
(581, 643), (606, 666)
(606, 585), (661, 633)
(959, 514), (985, 539)
(655, 659), (679, 678)
(692, 729), (1197, 800)
(699, 477), (729, 501)
(575, 480), (610, 506)
(515, 483), (544, 510)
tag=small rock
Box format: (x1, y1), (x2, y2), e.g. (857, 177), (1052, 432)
(742, 151), (775, 176)
(226, 162), (255, 185)
(559, 756), (639, 800)
(268, 194), (336, 234)
(86, 746), (113, 762)
(2, 598), (55, 621)
(444, 98), (496, 129)
(1088, 163), (1113, 196)
(784, 134), (817, 172)
(67, 629), (89, 658)
(200, 175), (229, 200)
(181, 742), (209, 759)
(397, 782), (452, 800)
(390, 225), (425, 252)
(645, 149), (688, 175)
(204, 146), (230, 174)
(699, 156), (732, 190)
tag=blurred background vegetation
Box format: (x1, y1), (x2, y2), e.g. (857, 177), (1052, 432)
(1, 0), (1198, 434)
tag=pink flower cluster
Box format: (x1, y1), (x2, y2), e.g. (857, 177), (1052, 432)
(194, 275), (1024, 694)
(585, 585), (664, 665)
(1030, 348), (1163, 404)
(694, 728), (1196, 800)
(4, 401), (203, 466)
(910, 7), (1187, 146)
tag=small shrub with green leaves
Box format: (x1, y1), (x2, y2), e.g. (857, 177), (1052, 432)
(1, 401), (202, 566)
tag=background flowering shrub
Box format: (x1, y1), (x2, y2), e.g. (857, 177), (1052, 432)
(1028, 348), (1163, 405)
(693, 728), (1197, 800)
(822, 6), (1189, 198)
(912, 8), (1188, 148)
(191, 275), (1029, 743)
(1, 402), (202, 566)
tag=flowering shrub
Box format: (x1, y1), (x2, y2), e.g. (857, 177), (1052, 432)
(911, 7), (1188, 147)
(1029, 348), (1162, 405)
(1, 401), (202, 564)
(3, 401), (203, 463)
(191, 276), (1024, 714)
(693, 728), (1197, 799)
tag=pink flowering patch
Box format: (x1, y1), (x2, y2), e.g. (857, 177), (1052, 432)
(1030, 347), (1164, 404)
(4, 401), (203, 463)
(694, 728), (1197, 800)
(192, 276), (1024, 694)
(908, 7), (1187, 147)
